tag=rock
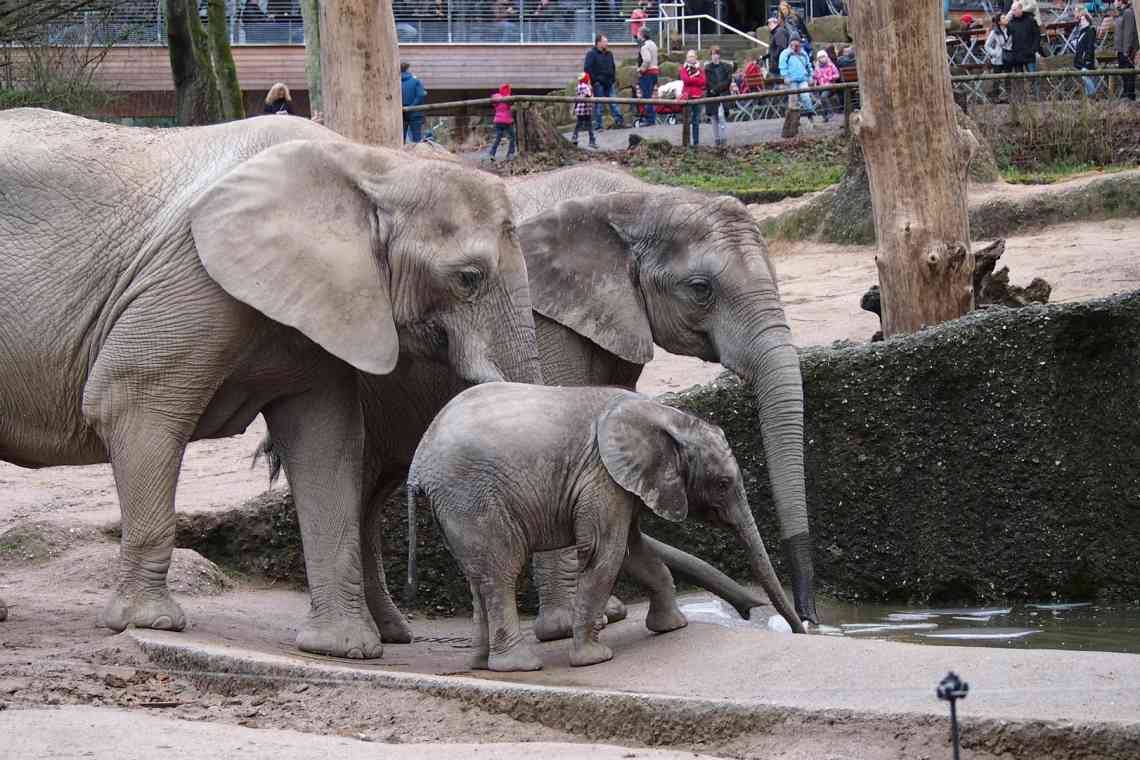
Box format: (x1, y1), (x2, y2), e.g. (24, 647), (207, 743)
(103, 674), (128, 689)
(766, 615), (794, 634)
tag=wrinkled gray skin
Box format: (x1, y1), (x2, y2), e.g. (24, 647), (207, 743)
(263, 164), (817, 643)
(0, 109), (539, 659)
(510, 166), (818, 637)
(409, 383), (805, 671)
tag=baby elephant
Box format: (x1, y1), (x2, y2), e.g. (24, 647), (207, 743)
(408, 383), (804, 672)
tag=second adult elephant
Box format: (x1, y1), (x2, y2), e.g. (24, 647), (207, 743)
(514, 180), (819, 638)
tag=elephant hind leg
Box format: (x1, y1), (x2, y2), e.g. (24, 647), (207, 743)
(483, 572), (542, 672)
(467, 579), (490, 670)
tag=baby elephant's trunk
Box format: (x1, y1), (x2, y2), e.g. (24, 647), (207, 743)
(405, 482), (427, 607)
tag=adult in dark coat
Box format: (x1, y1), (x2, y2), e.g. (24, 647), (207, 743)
(1006, 2), (1041, 73)
(584, 34), (625, 129)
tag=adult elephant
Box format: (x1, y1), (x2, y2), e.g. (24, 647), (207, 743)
(507, 166), (818, 638)
(0, 109), (540, 659)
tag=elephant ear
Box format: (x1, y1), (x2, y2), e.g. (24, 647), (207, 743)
(190, 140), (399, 376)
(518, 195), (654, 365)
(596, 395), (691, 522)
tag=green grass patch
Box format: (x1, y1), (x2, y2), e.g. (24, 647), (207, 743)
(1000, 162), (1133, 185)
(623, 139), (848, 200)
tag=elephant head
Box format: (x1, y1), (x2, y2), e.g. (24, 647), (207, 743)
(519, 191), (817, 623)
(189, 140), (540, 386)
(597, 396), (805, 633)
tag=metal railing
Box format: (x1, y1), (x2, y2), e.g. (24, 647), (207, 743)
(653, 13), (767, 54)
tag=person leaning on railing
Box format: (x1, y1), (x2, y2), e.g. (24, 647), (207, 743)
(704, 46), (737, 147)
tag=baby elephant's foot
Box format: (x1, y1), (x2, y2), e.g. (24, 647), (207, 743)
(645, 602), (688, 634)
(570, 640), (613, 668)
(376, 612), (414, 644)
(604, 595), (628, 624)
(533, 605), (574, 642)
(98, 588), (186, 633)
(488, 644), (542, 672)
(297, 617), (384, 659)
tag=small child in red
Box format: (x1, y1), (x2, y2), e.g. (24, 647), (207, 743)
(571, 72), (597, 149)
(489, 83), (517, 160)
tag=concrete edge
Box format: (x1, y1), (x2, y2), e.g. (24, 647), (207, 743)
(130, 631), (1140, 757)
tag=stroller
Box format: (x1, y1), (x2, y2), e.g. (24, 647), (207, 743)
(631, 81), (684, 126)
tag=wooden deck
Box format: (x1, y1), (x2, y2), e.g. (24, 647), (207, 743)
(90, 43), (639, 95)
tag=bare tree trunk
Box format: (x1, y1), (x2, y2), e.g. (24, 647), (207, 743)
(319, 0), (401, 145)
(847, 0), (976, 337)
(300, 0), (322, 114)
(207, 0), (244, 120)
(166, 0), (222, 125)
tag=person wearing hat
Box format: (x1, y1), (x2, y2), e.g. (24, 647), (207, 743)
(571, 72), (598, 148)
(811, 49), (839, 123)
(960, 13), (977, 29)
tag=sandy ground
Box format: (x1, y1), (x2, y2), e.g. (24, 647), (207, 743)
(2, 175), (1140, 755)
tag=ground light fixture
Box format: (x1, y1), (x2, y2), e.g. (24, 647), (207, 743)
(937, 671), (970, 760)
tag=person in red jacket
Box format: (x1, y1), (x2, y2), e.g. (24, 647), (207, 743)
(488, 83), (517, 161)
(680, 49), (707, 146)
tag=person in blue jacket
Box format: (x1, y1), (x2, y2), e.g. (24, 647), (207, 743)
(779, 36), (818, 124)
(400, 62), (429, 143)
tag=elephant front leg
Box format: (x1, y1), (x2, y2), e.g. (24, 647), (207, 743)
(96, 419), (189, 633)
(264, 384), (383, 660)
(532, 547), (627, 642)
(570, 516), (630, 667)
(623, 527), (686, 634)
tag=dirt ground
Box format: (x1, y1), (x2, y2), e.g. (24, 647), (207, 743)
(2, 176), (1139, 754)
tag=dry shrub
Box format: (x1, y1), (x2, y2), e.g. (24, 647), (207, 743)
(972, 99), (1140, 170)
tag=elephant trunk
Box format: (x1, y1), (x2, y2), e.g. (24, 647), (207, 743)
(642, 534), (766, 618)
(741, 339), (818, 625)
(732, 485), (805, 634)
(492, 261), (544, 385)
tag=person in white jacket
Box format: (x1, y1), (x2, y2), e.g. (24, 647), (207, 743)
(984, 13), (1012, 73)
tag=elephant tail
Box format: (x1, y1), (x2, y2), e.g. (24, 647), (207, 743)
(250, 434), (285, 486)
(404, 480), (428, 607)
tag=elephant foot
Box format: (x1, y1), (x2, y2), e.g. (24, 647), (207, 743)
(645, 603), (687, 634)
(376, 611), (414, 644)
(98, 588), (186, 633)
(488, 644), (542, 672)
(533, 605), (574, 642)
(570, 640), (613, 668)
(296, 617), (384, 659)
(604, 595), (628, 624)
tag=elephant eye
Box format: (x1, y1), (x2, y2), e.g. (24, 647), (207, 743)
(687, 278), (713, 303)
(458, 267), (484, 295)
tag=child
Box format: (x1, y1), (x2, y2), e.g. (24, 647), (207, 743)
(811, 50), (839, 122)
(572, 72), (597, 149)
(489, 83), (517, 161)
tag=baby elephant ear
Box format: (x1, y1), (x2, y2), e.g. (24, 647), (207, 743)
(596, 396), (690, 522)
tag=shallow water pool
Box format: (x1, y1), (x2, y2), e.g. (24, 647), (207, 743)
(678, 597), (1140, 654)
(814, 599), (1140, 654)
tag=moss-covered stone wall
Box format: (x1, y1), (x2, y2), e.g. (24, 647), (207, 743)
(178, 293), (1140, 611)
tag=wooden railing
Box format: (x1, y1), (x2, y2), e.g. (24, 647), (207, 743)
(403, 69), (1138, 150)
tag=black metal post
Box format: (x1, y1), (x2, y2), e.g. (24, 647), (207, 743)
(937, 672), (969, 760)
